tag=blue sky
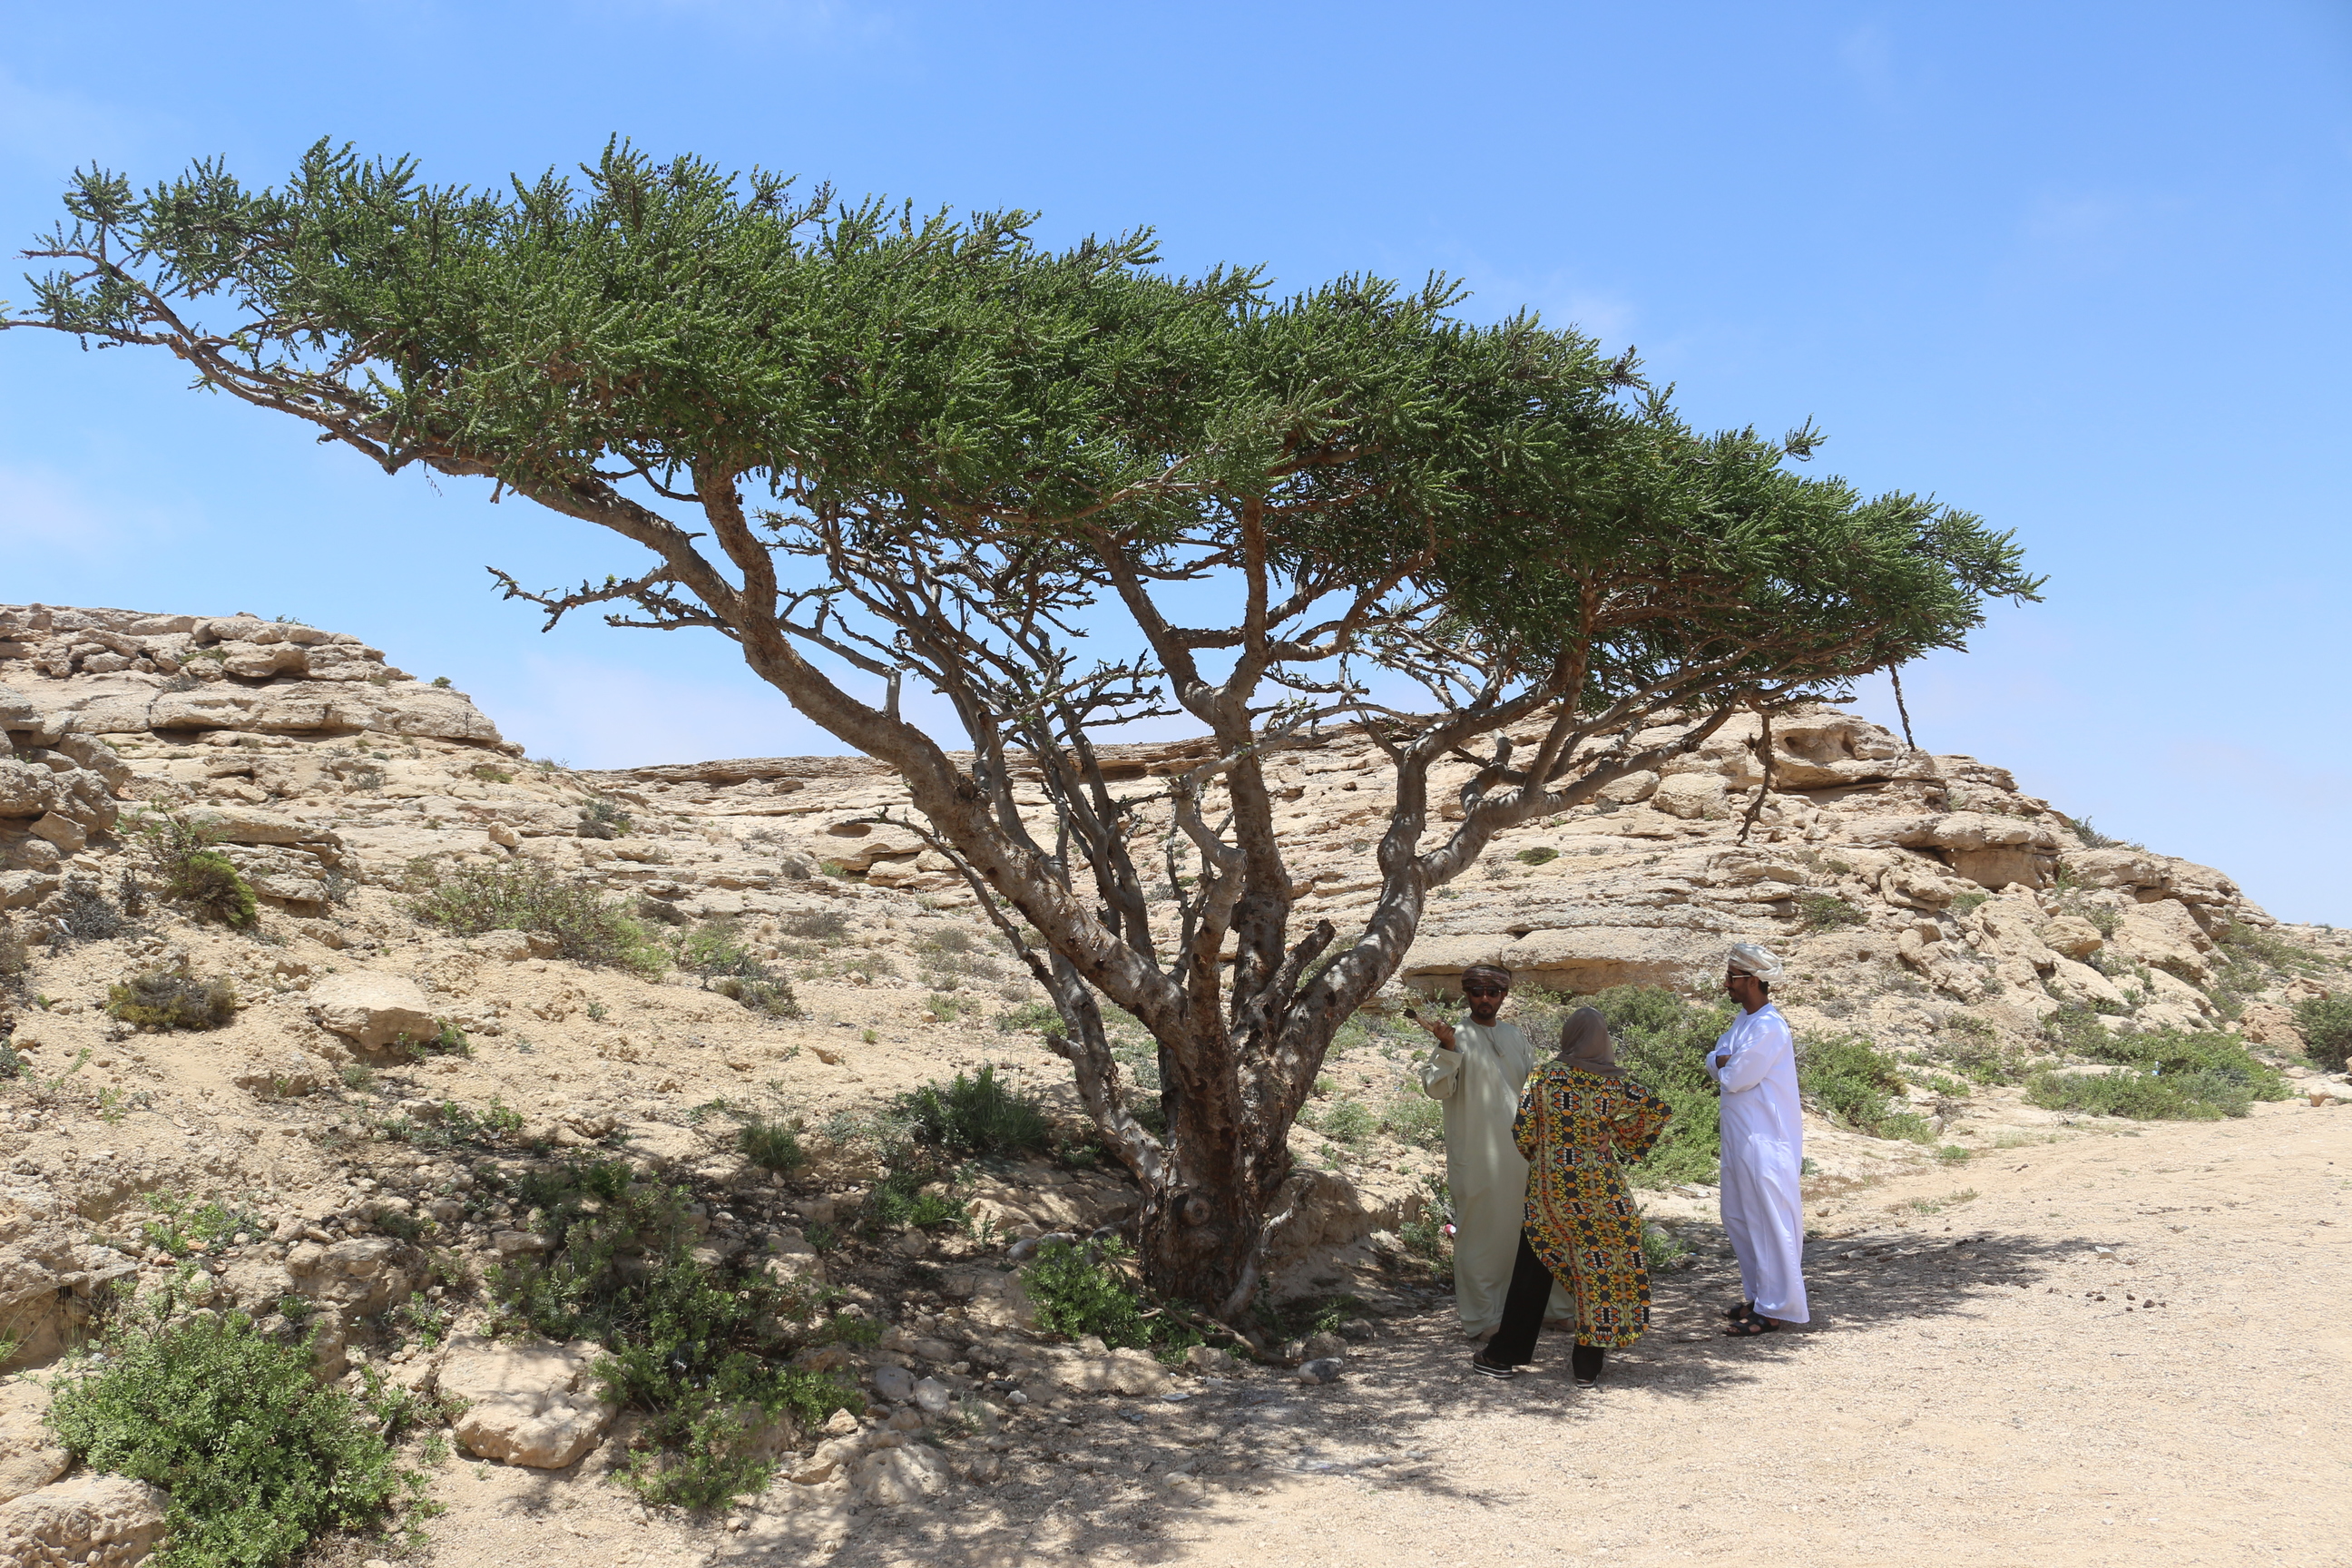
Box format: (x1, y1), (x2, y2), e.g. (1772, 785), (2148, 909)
(2, 2), (2347, 921)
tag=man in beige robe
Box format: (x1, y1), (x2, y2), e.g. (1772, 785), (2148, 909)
(1416, 964), (1573, 1338)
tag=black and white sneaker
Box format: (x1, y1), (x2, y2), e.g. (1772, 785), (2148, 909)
(1470, 1352), (1515, 1380)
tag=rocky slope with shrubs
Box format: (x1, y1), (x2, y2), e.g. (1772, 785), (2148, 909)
(0, 600), (2347, 1567)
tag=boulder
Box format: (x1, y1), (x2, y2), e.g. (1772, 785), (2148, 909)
(0, 761), (57, 819)
(2041, 915), (2105, 959)
(24, 815), (83, 854)
(0, 1474), (168, 1567)
(0, 1382), (68, 1504)
(1650, 772), (1729, 820)
(309, 973), (439, 1053)
(1043, 1347), (1170, 1396)
(869, 1364), (916, 1403)
(439, 1335), (616, 1468)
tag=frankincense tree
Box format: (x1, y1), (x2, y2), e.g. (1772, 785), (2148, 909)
(5, 142), (2037, 1311)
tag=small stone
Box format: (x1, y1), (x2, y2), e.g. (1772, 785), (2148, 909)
(1184, 1344), (1239, 1375)
(1298, 1357), (1345, 1385)
(870, 1364), (916, 1403)
(1301, 1331), (1348, 1360)
(912, 1377), (953, 1414)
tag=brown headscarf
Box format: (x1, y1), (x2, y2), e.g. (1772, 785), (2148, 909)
(1556, 1006), (1624, 1077)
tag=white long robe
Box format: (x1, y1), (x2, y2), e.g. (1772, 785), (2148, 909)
(1706, 1002), (1809, 1323)
(1419, 1022), (1573, 1335)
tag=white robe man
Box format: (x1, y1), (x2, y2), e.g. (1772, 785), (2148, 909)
(1708, 943), (1809, 1334)
(1415, 964), (1573, 1338)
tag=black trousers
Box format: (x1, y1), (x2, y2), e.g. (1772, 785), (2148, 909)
(1485, 1230), (1606, 1380)
(1485, 1230), (1562, 1366)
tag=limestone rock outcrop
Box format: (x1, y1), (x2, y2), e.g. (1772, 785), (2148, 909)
(438, 1335), (617, 1468)
(0, 1474), (169, 1568)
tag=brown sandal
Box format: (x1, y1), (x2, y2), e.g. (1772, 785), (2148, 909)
(1723, 1315), (1779, 1337)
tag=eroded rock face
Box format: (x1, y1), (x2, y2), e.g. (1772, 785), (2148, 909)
(0, 1474), (169, 1567)
(438, 1335), (617, 1468)
(0, 1383), (69, 1504)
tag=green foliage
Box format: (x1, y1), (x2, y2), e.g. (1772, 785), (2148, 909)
(858, 1167), (969, 1233)
(779, 907), (851, 943)
(142, 1191), (270, 1259)
(106, 965), (238, 1030)
(1304, 1096), (1375, 1144)
(1022, 1239), (1202, 1362)
(486, 1161), (855, 1509)
(1513, 846), (1559, 866)
(1797, 892), (1865, 931)
(2294, 997), (2352, 1071)
(46, 1305), (424, 1567)
(1939, 1014), (2027, 1084)
(2068, 816), (2132, 849)
(892, 1065), (1053, 1157)
(1948, 891), (1990, 917)
(1572, 985), (1733, 1186)
(575, 795), (634, 839)
(995, 1000), (1063, 1034)
(467, 762), (513, 782)
(1641, 1223), (1690, 1271)
(710, 974), (803, 1019)
(1378, 1092), (1446, 1149)
(1798, 1033), (1935, 1142)
(736, 1111), (806, 1174)
(406, 859), (665, 972)
(1396, 1175), (1453, 1272)
(2032, 1007), (2286, 1120)
(139, 816), (258, 927)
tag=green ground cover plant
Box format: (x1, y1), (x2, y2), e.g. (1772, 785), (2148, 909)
(1022, 1238), (1205, 1364)
(139, 815), (257, 928)
(106, 965), (239, 1030)
(1573, 985), (1733, 1186)
(1798, 1034), (1935, 1142)
(892, 1065), (1053, 1157)
(2031, 1007), (2287, 1120)
(486, 1158), (856, 1508)
(46, 1301), (427, 1568)
(406, 861), (664, 973)
(2293, 996), (2352, 1071)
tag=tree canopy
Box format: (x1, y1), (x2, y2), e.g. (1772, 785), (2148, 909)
(6, 141), (2040, 1309)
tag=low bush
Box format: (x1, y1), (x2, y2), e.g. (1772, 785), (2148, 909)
(893, 1065), (1053, 1156)
(1378, 1092), (1446, 1149)
(2026, 1067), (2256, 1121)
(736, 1111), (806, 1174)
(2294, 996), (2352, 1071)
(575, 796), (634, 839)
(1578, 985), (1732, 1186)
(710, 975), (803, 1019)
(0, 916), (24, 981)
(486, 1161), (856, 1510)
(406, 861), (664, 973)
(1641, 1222), (1690, 1271)
(995, 999), (1063, 1034)
(779, 907), (851, 943)
(2031, 1009), (2286, 1118)
(858, 1168), (969, 1233)
(1798, 1034), (1935, 1142)
(140, 816), (258, 927)
(1797, 893), (1866, 932)
(1306, 1096), (1375, 1145)
(46, 1303), (426, 1568)
(1022, 1239), (1202, 1363)
(106, 965), (239, 1031)
(142, 1191), (270, 1258)
(1514, 846), (1559, 866)
(1396, 1175), (1453, 1272)
(42, 876), (124, 944)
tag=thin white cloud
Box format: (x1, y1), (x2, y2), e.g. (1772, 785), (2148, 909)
(0, 463), (187, 556)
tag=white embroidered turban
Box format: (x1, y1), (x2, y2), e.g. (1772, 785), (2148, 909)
(1727, 943), (1785, 982)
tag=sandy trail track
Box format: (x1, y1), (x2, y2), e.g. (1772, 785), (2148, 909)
(710, 1101), (2351, 1568)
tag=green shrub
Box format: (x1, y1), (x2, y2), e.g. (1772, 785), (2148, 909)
(106, 966), (238, 1030)
(487, 1163), (855, 1509)
(576, 796), (634, 838)
(892, 1065), (1053, 1156)
(1022, 1239), (1204, 1364)
(1948, 890), (1990, 917)
(2026, 1068), (2255, 1121)
(1307, 1097), (1375, 1144)
(712, 975), (803, 1018)
(467, 763), (513, 783)
(1514, 846), (1559, 866)
(1378, 1092), (1446, 1148)
(2294, 996), (2352, 1071)
(995, 999), (1063, 1034)
(676, 916), (760, 978)
(1797, 892), (1865, 931)
(140, 816), (258, 927)
(779, 907), (851, 943)
(1577, 985), (1733, 1186)
(736, 1112), (806, 1174)
(0, 916), (24, 980)
(859, 1168), (969, 1233)
(1799, 1033), (1935, 1142)
(406, 861), (664, 973)
(1397, 1175), (1453, 1272)
(1641, 1222), (1690, 1270)
(46, 1306), (424, 1568)
(142, 1192), (270, 1258)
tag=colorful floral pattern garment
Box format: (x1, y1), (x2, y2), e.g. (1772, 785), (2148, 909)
(1512, 1063), (1672, 1348)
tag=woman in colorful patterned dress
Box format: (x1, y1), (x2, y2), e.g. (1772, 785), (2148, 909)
(1470, 1006), (1671, 1386)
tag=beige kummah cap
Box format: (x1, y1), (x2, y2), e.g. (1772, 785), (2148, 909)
(1727, 942), (1785, 982)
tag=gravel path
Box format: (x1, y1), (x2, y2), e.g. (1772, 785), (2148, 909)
(800, 1100), (2349, 1568)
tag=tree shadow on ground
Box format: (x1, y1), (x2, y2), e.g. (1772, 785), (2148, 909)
(724, 1225), (2110, 1567)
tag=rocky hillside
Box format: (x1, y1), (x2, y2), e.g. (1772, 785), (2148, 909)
(0, 600), (2345, 1564)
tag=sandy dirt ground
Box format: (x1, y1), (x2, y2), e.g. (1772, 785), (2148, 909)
(554, 1098), (2351, 1568)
